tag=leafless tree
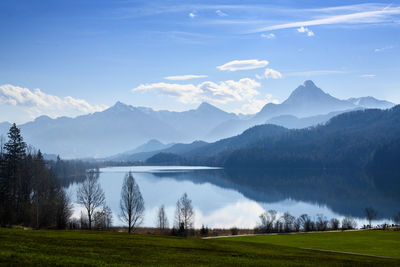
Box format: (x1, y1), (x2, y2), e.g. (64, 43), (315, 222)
(364, 207), (377, 228)
(77, 170), (105, 230)
(120, 172), (144, 233)
(316, 214), (328, 231)
(330, 218), (340, 230)
(256, 210), (277, 233)
(94, 205), (113, 230)
(156, 205), (168, 232)
(342, 217), (357, 230)
(174, 193), (194, 233)
(283, 212), (295, 232)
(298, 214), (314, 232)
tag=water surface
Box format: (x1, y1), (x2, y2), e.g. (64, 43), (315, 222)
(67, 166), (399, 228)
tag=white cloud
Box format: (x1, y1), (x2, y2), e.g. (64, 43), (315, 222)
(297, 26), (314, 36)
(0, 84), (105, 123)
(164, 74), (208, 81)
(216, 10), (228, 17)
(217, 59), (269, 71)
(133, 78), (261, 105)
(360, 74), (376, 78)
(189, 12), (196, 18)
(253, 5), (400, 32)
(264, 68), (283, 79)
(261, 33), (276, 39)
(374, 45), (394, 52)
(237, 94), (279, 114)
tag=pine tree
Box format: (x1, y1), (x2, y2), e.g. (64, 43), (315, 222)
(1, 123), (26, 224)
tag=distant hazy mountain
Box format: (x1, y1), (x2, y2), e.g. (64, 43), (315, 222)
(0, 80), (395, 158)
(0, 101), (235, 158)
(16, 102), (183, 158)
(347, 96), (395, 109)
(137, 102), (237, 139)
(207, 81), (394, 140)
(0, 122), (11, 138)
(106, 139), (174, 161)
(148, 105), (400, 170)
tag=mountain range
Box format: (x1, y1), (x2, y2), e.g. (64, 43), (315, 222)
(0, 80), (395, 158)
(146, 105), (400, 171)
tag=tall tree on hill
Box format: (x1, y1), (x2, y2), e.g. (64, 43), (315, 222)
(120, 172), (144, 233)
(1, 123), (26, 224)
(77, 170), (105, 230)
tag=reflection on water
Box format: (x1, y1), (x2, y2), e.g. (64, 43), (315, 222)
(67, 166), (400, 228)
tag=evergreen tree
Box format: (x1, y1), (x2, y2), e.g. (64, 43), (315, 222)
(1, 123), (26, 224)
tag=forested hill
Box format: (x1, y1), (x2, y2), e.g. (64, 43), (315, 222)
(146, 105), (400, 170)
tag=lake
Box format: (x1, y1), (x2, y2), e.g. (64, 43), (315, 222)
(67, 166), (399, 228)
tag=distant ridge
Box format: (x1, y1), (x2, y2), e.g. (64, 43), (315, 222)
(0, 81), (395, 158)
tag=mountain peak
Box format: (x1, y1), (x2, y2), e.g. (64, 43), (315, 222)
(286, 80), (326, 101)
(303, 80), (316, 88)
(197, 101), (215, 109)
(196, 102), (224, 113)
(113, 101), (129, 108)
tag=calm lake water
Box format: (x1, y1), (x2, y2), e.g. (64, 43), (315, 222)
(67, 166), (399, 228)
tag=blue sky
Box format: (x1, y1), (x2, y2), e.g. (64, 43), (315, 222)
(0, 0), (399, 123)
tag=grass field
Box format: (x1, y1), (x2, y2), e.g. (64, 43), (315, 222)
(0, 228), (399, 266)
(221, 230), (400, 259)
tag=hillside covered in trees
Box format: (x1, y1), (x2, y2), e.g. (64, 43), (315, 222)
(146, 105), (400, 170)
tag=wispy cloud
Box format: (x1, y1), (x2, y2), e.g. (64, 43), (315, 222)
(164, 74), (208, 81)
(297, 26), (314, 36)
(360, 74), (376, 78)
(0, 84), (105, 123)
(252, 5), (400, 32)
(261, 33), (276, 39)
(217, 59), (269, 71)
(264, 68), (283, 79)
(216, 10), (228, 17)
(132, 78), (261, 105)
(374, 45), (394, 52)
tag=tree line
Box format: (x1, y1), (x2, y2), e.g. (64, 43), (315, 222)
(0, 124), (71, 228)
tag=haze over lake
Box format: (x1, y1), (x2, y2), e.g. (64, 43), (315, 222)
(67, 166), (399, 228)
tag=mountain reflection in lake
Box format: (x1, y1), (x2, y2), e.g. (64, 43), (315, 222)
(66, 166), (399, 228)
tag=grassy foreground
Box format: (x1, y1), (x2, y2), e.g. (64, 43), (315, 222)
(222, 230), (400, 258)
(0, 228), (399, 266)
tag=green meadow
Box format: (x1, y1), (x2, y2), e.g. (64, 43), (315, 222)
(0, 228), (399, 266)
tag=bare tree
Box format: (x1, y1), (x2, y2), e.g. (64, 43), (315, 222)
(330, 218), (340, 230)
(77, 170), (105, 230)
(283, 212), (295, 232)
(174, 193), (194, 234)
(256, 210), (277, 233)
(156, 205), (168, 232)
(316, 214), (328, 231)
(364, 207), (377, 228)
(342, 217), (357, 230)
(94, 205), (113, 230)
(120, 172), (144, 233)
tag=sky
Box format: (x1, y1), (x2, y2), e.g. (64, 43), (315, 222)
(0, 0), (399, 123)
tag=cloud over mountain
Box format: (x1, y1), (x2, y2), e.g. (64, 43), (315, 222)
(133, 78), (261, 105)
(0, 84), (105, 123)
